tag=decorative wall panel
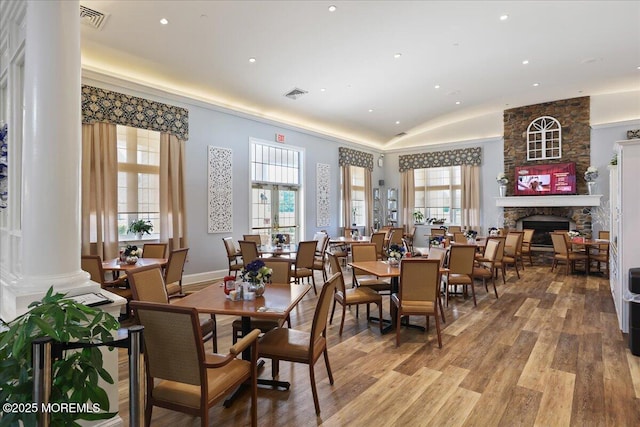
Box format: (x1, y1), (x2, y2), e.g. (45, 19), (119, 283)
(399, 147), (482, 172)
(208, 147), (233, 233)
(316, 163), (330, 227)
(338, 147), (374, 171)
(81, 85), (189, 140)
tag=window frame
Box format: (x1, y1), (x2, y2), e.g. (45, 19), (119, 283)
(413, 166), (462, 225)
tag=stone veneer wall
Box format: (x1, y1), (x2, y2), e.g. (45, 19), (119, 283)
(502, 96), (593, 238)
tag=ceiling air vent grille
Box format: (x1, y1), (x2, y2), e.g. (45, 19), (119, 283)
(284, 88), (308, 100)
(395, 132), (407, 137)
(80, 5), (109, 30)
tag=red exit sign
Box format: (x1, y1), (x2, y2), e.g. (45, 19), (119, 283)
(275, 133), (285, 143)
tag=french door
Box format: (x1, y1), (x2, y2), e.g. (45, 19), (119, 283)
(251, 184), (299, 244)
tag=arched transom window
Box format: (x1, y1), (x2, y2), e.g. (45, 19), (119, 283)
(527, 116), (562, 160)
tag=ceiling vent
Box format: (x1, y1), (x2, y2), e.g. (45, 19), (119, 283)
(395, 132), (407, 138)
(284, 88), (308, 100)
(80, 5), (109, 30)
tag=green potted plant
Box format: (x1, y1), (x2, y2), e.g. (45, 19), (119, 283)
(128, 219), (153, 238)
(0, 287), (119, 426)
(412, 210), (425, 224)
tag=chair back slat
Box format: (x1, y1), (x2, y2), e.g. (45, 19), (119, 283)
(370, 232), (386, 259)
(143, 243), (168, 258)
(310, 273), (339, 345)
(128, 265), (169, 303)
(428, 247), (448, 268)
(264, 259), (291, 283)
(223, 237), (238, 258)
(350, 243), (378, 276)
(81, 255), (104, 284)
(295, 241), (317, 269)
(243, 234), (262, 245)
(239, 240), (260, 265)
(165, 248), (189, 285)
(399, 258), (440, 303)
(448, 245), (476, 275)
(551, 232), (568, 255)
(326, 253), (346, 294)
(132, 302), (203, 385)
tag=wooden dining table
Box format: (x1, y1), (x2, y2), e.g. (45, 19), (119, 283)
(172, 282), (312, 393)
(258, 244), (298, 257)
(102, 257), (168, 279)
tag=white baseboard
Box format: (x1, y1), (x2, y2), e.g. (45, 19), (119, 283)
(182, 270), (227, 288)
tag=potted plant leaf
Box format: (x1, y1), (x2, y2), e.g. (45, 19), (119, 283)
(0, 287), (119, 426)
(128, 219), (153, 239)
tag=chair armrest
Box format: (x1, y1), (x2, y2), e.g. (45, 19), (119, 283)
(230, 329), (261, 356)
(204, 353), (234, 368)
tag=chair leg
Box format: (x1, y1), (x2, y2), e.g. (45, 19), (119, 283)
(339, 304), (346, 336)
(492, 275), (498, 299)
(272, 359), (279, 378)
(438, 296), (446, 323)
(144, 401), (153, 427)
(323, 348), (334, 385)
(310, 364), (321, 415)
(378, 302), (383, 333)
(470, 282), (477, 306)
(434, 312), (442, 348)
(211, 315), (218, 353)
(395, 305), (402, 347)
(311, 273), (317, 295)
(329, 298), (337, 325)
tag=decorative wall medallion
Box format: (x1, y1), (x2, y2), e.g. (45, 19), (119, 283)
(208, 146), (233, 233)
(316, 163), (330, 227)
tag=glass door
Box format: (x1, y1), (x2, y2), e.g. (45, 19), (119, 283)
(251, 185), (299, 244)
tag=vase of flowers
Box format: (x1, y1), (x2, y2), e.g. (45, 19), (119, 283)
(584, 166), (598, 195)
(272, 233), (286, 248)
(121, 244), (142, 264)
(241, 259), (272, 296)
(387, 243), (405, 266)
(430, 236), (444, 248)
(463, 229), (478, 244)
(497, 173), (508, 197)
(567, 230), (584, 243)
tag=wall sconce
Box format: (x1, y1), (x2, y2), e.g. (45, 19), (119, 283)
(378, 154), (384, 168)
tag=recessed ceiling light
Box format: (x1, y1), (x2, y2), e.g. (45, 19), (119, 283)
(500, 14), (509, 21)
(637, 66), (640, 70)
(455, 101), (461, 105)
(249, 57), (256, 63)
(320, 88), (326, 92)
(395, 121), (400, 125)
(368, 109), (374, 113)
(533, 83), (540, 87)
(160, 18), (168, 25)
(434, 85), (440, 89)
(328, 5), (337, 12)
(394, 53), (402, 58)
(522, 60), (529, 65)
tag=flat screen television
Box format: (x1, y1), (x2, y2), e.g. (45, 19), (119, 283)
(515, 162), (576, 196)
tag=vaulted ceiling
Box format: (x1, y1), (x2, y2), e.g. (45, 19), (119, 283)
(80, 1), (640, 149)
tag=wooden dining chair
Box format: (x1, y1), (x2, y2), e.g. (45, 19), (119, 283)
(521, 229), (535, 266)
(443, 245), (477, 306)
(239, 240), (260, 265)
(81, 255), (132, 302)
(142, 243), (168, 258)
(128, 264), (217, 352)
(453, 232), (467, 244)
(472, 238), (501, 299)
(448, 225), (462, 233)
(551, 232), (589, 275)
(370, 231), (387, 260)
(591, 230), (610, 276)
(222, 237), (244, 277)
(291, 240), (318, 294)
(164, 247), (189, 297)
(327, 253), (383, 335)
(258, 273), (339, 415)
(502, 232), (524, 278)
(312, 232), (330, 281)
(130, 301), (260, 427)
(350, 243), (392, 294)
(243, 234), (262, 245)
(392, 258), (443, 348)
(430, 228), (446, 237)
(388, 227), (405, 246)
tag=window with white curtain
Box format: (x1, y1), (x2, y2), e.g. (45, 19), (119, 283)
(414, 166), (461, 224)
(116, 125), (160, 240)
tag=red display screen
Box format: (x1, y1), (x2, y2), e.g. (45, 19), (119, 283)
(515, 162), (576, 195)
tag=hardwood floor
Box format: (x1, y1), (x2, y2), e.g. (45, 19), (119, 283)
(116, 261), (640, 426)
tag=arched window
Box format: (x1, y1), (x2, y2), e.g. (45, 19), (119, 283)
(527, 116), (562, 160)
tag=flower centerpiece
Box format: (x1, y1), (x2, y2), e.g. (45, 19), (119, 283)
(387, 243), (405, 265)
(430, 235), (444, 248)
(497, 172), (508, 197)
(567, 230), (582, 239)
(463, 229), (478, 241)
(241, 259), (272, 296)
(488, 227), (499, 237)
(272, 233), (286, 247)
(121, 244), (142, 264)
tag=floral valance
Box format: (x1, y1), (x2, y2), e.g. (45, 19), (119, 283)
(399, 147), (482, 172)
(81, 85), (189, 140)
(338, 147), (374, 171)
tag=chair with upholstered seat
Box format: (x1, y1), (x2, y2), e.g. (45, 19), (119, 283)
(502, 232), (524, 278)
(258, 273), (338, 414)
(551, 232), (589, 275)
(327, 253), (383, 335)
(430, 228), (446, 237)
(448, 225), (462, 233)
(312, 232), (330, 281)
(164, 247), (189, 297)
(427, 246), (448, 323)
(128, 264), (217, 352)
(350, 243), (392, 294)
(481, 236), (507, 285)
(231, 258), (292, 344)
(453, 232), (467, 244)
(443, 245), (477, 306)
(521, 229), (535, 266)
(223, 237), (244, 277)
(291, 240), (318, 294)
(81, 255), (133, 302)
(243, 234), (262, 245)
(472, 238), (501, 299)
(590, 230), (610, 276)
(142, 243), (168, 259)
(388, 227), (405, 247)
(392, 258), (443, 348)
(130, 301), (260, 427)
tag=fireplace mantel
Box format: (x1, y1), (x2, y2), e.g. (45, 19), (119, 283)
(496, 194), (602, 207)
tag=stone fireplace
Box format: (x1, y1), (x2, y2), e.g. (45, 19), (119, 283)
(501, 96), (594, 241)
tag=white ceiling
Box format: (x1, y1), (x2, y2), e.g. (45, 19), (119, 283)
(80, 1), (640, 150)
